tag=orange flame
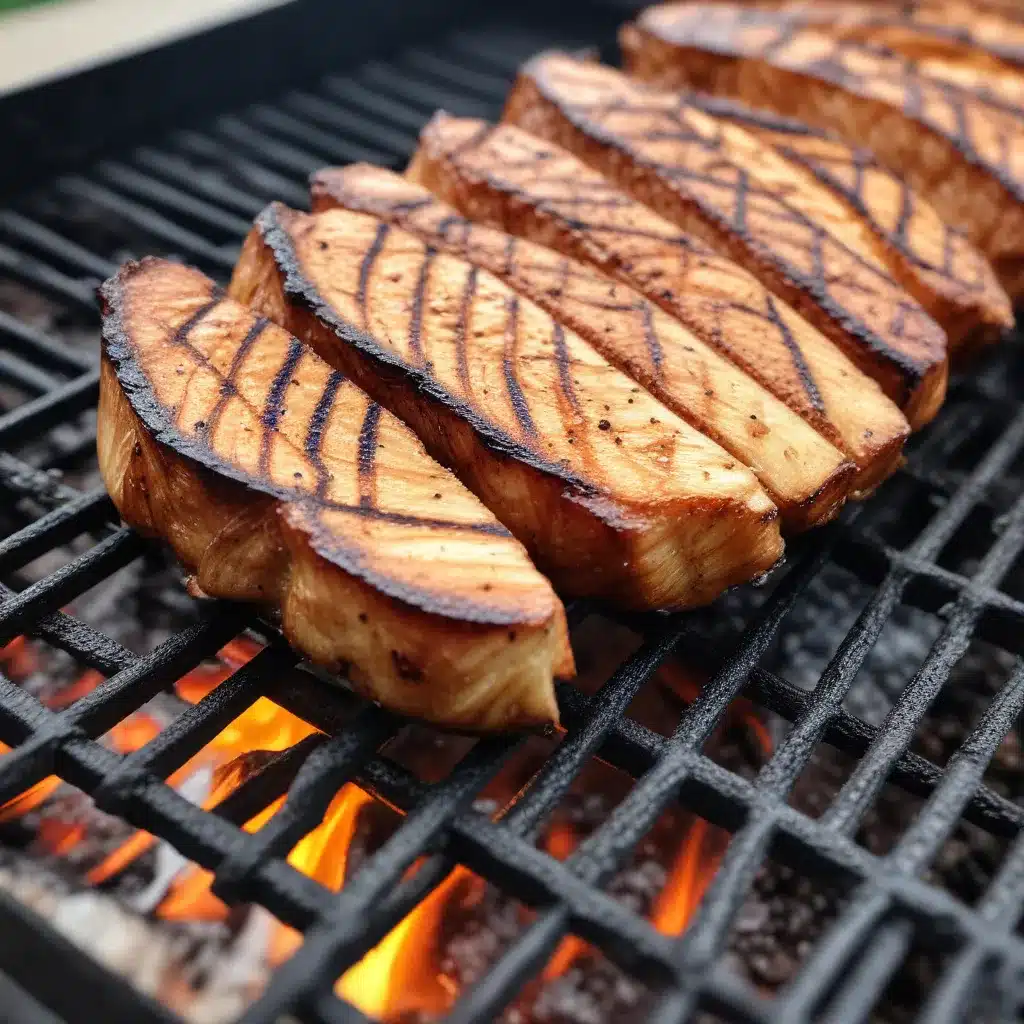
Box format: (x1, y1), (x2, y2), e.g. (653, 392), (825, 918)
(651, 819), (716, 936)
(338, 865), (477, 1019)
(0, 634), (774, 1022)
(542, 820), (588, 979)
(0, 637), (100, 821)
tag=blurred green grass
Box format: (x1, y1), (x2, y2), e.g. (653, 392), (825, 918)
(0, 0), (62, 12)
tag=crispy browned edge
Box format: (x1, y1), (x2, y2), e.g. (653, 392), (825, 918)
(98, 257), (573, 733)
(228, 203), (784, 610)
(309, 165), (857, 533)
(504, 58), (950, 429)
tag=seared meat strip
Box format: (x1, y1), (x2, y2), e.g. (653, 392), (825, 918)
(98, 258), (573, 733)
(230, 205), (783, 610)
(410, 113), (910, 493)
(621, 2), (1024, 296)
(312, 163), (855, 531)
(683, 90), (1012, 354)
(506, 53), (949, 425)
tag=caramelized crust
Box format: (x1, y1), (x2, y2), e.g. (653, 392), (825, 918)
(312, 163), (855, 531)
(684, 91), (1013, 354)
(622, 3), (1024, 296)
(410, 113), (909, 493)
(230, 205), (783, 610)
(98, 258), (573, 732)
(506, 53), (949, 424)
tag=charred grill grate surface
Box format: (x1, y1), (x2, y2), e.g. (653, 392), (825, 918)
(1, 6), (1024, 1024)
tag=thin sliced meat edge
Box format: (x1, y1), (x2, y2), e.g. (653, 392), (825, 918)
(409, 113), (910, 494)
(505, 52), (949, 425)
(99, 257), (573, 732)
(312, 163), (855, 532)
(621, 2), (1024, 297)
(229, 204), (783, 611)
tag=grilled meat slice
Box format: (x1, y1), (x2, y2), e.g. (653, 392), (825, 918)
(410, 114), (910, 493)
(758, 3), (1024, 119)
(229, 205), (782, 610)
(506, 54), (948, 426)
(621, 3), (1024, 296)
(312, 164), (855, 531)
(98, 257), (573, 733)
(683, 92), (1013, 354)
(770, 1), (1024, 74)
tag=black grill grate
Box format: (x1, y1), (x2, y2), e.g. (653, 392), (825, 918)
(1, 6), (1024, 1024)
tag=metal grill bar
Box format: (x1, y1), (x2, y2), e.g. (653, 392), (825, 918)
(1, 8), (1023, 1024)
(0, 310), (93, 376)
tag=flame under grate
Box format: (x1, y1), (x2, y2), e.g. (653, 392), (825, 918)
(1, 4), (1024, 1023)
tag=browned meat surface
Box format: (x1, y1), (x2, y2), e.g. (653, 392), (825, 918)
(772, 1), (1024, 73)
(506, 53), (949, 425)
(229, 205), (783, 610)
(98, 257), (573, 732)
(621, 2), (1024, 296)
(410, 113), (910, 494)
(312, 163), (856, 531)
(682, 91), (1013, 355)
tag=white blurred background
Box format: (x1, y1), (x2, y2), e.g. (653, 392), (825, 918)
(0, 0), (289, 95)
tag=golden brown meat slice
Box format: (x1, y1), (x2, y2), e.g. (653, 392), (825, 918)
(683, 91), (1013, 354)
(506, 54), (948, 425)
(621, 3), (1024, 296)
(761, 3), (1024, 117)
(229, 205), (782, 610)
(311, 164), (855, 531)
(411, 114), (910, 493)
(98, 258), (573, 733)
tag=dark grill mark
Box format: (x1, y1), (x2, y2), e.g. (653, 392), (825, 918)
(357, 402), (383, 509)
(408, 249), (435, 366)
(502, 296), (537, 439)
(453, 266), (478, 396)
(733, 165), (749, 235)
(390, 197), (434, 216)
(765, 294), (825, 414)
(850, 151), (867, 203)
(357, 222), (389, 330)
(434, 213), (461, 239)
(170, 296), (222, 352)
(259, 338), (303, 476)
(503, 234), (517, 276)
(640, 302), (664, 380)
(551, 323), (579, 414)
(893, 178), (914, 246)
(305, 369), (345, 497)
(205, 316), (270, 440)
(311, 498), (513, 536)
